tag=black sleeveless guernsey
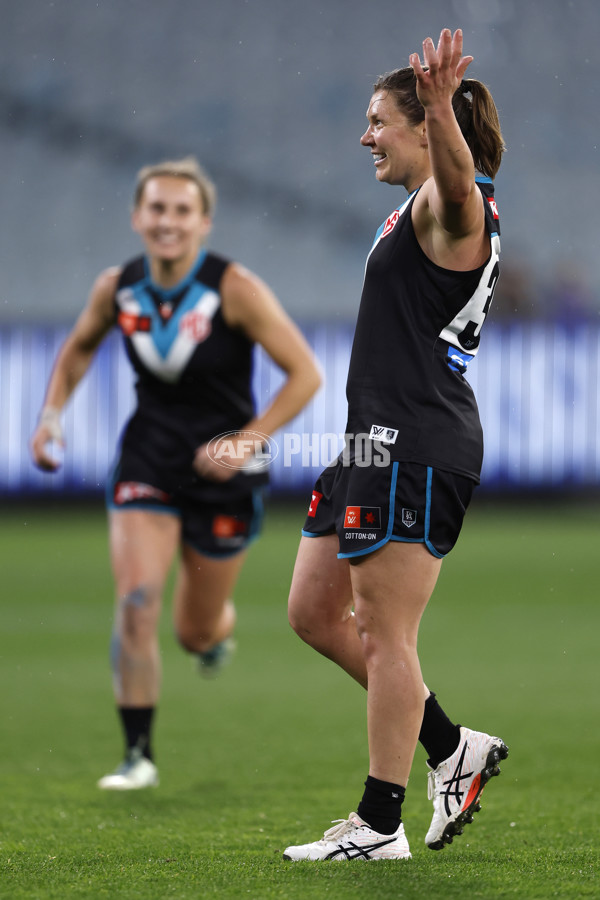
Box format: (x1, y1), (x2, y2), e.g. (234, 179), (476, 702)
(345, 178), (501, 482)
(112, 249), (266, 501)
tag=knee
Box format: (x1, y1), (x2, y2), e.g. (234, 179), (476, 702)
(174, 621), (208, 654)
(288, 596), (350, 650)
(116, 585), (160, 647)
(355, 614), (417, 666)
(173, 599), (235, 654)
(288, 597), (316, 642)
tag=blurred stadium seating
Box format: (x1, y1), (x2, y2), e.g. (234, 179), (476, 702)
(2, 0), (599, 495)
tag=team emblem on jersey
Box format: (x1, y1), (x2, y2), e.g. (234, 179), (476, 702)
(180, 309), (212, 343)
(159, 302), (173, 321)
(381, 209), (400, 238)
(369, 424), (398, 444)
(401, 508), (417, 528)
(344, 506), (381, 529)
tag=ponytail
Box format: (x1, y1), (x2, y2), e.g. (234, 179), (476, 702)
(453, 79), (505, 178)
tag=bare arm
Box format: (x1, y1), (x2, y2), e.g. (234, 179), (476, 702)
(411, 29), (487, 269)
(30, 268), (119, 471)
(193, 263), (322, 481)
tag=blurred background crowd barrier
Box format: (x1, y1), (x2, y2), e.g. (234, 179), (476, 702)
(4, 318), (600, 498)
(2, 0), (600, 499)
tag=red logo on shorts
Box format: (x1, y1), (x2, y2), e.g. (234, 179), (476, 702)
(212, 515), (247, 539)
(344, 506), (382, 529)
(114, 482), (170, 505)
(307, 491), (323, 518)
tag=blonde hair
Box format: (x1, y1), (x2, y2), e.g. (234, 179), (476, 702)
(133, 156), (217, 215)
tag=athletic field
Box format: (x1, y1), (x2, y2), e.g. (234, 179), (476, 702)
(0, 499), (597, 899)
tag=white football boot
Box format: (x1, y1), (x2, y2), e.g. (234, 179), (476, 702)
(97, 748), (159, 790)
(425, 725), (508, 850)
(283, 812), (411, 861)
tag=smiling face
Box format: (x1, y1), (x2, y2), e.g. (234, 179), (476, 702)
(131, 175), (212, 272)
(360, 90), (429, 191)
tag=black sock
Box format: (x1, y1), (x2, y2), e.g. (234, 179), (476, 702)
(118, 706), (155, 761)
(357, 776), (405, 835)
(418, 692), (461, 769)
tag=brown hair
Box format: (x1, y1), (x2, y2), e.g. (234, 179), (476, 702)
(373, 67), (505, 178)
(133, 156), (217, 215)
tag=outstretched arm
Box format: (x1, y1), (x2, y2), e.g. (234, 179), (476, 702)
(30, 268), (119, 471)
(411, 28), (485, 259)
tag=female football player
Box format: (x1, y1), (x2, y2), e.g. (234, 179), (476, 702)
(284, 29), (508, 860)
(31, 157), (321, 790)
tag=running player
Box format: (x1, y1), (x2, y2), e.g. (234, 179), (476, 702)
(284, 29), (508, 860)
(30, 157), (321, 790)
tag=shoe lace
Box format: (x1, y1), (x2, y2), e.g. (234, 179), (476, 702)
(322, 814), (359, 842)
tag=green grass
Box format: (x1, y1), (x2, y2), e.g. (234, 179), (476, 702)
(0, 498), (598, 899)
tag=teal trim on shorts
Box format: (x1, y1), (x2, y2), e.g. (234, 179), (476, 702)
(247, 488), (265, 543)
(183, 487), (266, 560)
(189, 543), (247, 560)
(337, 461), (399, 559)
(424, 466), (445, 558)
(301, 528), (334, 538)
(107, 500), (180, 517)
(389, 466), (446, 559)
(339, 463), (447, 561)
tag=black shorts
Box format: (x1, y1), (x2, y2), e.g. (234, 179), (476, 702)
(106, 470), (264, 559)
(302, 458), (476, 559)
(106, 410), (266, 557)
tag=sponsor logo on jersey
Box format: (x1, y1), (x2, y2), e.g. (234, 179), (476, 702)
(180, 309), (212, 343)
(117, 311), (152, 336)
(402, 508), (418, 528)
(487, 198), (499, 219)
(369, 424), (398, 444)
(344, 506), (382, 529)
(307, 490), (323, 518)
(114, 481), (171, 505)
(381, 209), (400, 238)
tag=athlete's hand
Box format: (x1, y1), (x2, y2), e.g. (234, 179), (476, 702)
(30, 407), (65, 472)
(410, 28), (473, 109)
(193, 434), (255, 483)
(193, 443), (235, 482)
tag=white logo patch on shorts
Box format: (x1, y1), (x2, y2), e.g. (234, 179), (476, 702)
(402, 508), (418, 528)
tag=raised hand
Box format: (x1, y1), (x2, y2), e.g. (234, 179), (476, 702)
(409, 28), (473, 108)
